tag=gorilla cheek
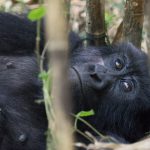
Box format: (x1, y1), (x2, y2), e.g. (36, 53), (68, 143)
(69, 66), (100, 111)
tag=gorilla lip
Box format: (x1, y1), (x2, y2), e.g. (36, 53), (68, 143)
(70, 66), (86, 100)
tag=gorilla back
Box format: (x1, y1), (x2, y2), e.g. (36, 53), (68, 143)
(0, 13), (150, 149)
(0, 13), (79, 150)
(0, 13), (47, 150)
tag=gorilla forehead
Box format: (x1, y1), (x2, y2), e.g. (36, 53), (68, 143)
(71, 42), (149, 75)
(72, 42), (146, 59)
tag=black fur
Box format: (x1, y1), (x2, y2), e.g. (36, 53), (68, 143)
(0, 13), (46, 150)
(0, 13), (149, 150)
(70, 43), (150, 143)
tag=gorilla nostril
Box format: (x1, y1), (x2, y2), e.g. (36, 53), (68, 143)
(90, 72), (102, 81)
(103, 69), (107, 73)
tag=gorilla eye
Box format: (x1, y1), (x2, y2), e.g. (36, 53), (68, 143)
(115, 59), (124, 70)
(121, 81), (133, 92)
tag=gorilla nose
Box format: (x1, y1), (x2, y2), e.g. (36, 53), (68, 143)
(89, 64), (112, 90)
(90, 64), (107, 79)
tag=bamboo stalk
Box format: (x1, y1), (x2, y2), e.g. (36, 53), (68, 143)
(45, 0), (73, 150)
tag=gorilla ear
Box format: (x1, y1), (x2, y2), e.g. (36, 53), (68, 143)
(118, 42), (143, 53)
(126, 42), (142, 52)
(69, 32), (82, 51)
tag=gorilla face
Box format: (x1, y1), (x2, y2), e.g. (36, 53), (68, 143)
(69, 43), (150, 142)
(70, 43), (149, 109)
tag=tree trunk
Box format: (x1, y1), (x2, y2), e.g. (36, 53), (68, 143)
(122, 0), (144, 48)
(144, 0), (150, 55)
(45, 0), (73, 150)
(86, 0), (105, 46)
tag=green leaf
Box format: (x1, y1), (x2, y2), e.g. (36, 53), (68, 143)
(76, 110), (95, 118)
(35, 99), (44, 104)
(28, 6), (46, 21)
(39, 71), (49, 80)
(105, 12), (114, 27)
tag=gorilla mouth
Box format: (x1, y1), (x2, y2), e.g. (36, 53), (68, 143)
(70, 66), (86, 101)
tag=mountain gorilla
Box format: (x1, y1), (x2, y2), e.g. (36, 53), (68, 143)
(0, 13), (149, 150)
(70, 43), (150, 143)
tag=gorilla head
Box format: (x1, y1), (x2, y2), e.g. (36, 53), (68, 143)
(69, 42), (150, 143)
